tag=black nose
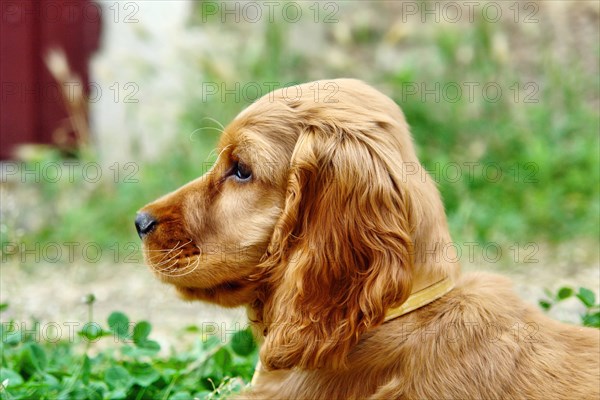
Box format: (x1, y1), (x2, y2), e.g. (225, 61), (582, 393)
(135, 212), (157, 238)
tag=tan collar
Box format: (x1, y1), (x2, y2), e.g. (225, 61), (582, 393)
(384, 276), (454, 322)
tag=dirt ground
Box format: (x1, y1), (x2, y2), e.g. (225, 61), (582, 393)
(0, 259), (247, 352)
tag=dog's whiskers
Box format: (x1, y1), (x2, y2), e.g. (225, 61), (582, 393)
(145, 239), (193, 253)
(155, 253), (201, 277)
(155, 257), (180, 274)
(146, 239), (193, 265)
(202, 116), (225, 132)
(152, 249), (185, 268)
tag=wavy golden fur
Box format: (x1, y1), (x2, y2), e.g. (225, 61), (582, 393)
(137, 79), (599, 399)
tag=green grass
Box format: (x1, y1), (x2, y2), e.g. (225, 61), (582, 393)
(386, 31), (599, 244)
(0, 303), (257, 399)
(539, 286), (600, 328)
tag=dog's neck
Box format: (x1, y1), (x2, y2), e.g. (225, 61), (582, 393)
(247, 271), (457, 337)
(384, 275), (454, 321)
(387, 239), (461, 320)
(402, 219), (460, 319)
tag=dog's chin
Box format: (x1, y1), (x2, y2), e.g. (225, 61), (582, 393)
(174, 280), (260, 308)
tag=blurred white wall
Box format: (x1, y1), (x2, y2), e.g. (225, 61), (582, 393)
(90, 0), (203, 164)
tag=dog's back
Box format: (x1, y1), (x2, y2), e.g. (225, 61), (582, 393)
(372, 272), (600, 399)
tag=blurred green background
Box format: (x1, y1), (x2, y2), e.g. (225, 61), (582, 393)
(3, 1), (598, 252)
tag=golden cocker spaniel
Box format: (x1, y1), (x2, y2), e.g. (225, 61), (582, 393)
(135, 79), (599, 399)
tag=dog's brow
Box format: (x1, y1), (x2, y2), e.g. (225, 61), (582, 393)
(206, 143), (231, 164)
(215, 144), (232, 162)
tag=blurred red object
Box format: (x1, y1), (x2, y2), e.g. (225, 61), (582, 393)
(0, 0), (102, 159)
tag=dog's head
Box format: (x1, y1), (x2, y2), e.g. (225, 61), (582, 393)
(136, 79), (457, 369)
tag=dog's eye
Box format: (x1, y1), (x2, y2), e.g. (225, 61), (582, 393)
(232, 161), (252, 182)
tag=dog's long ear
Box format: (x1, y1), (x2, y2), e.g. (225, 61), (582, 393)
(260, 122), (415, 370)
